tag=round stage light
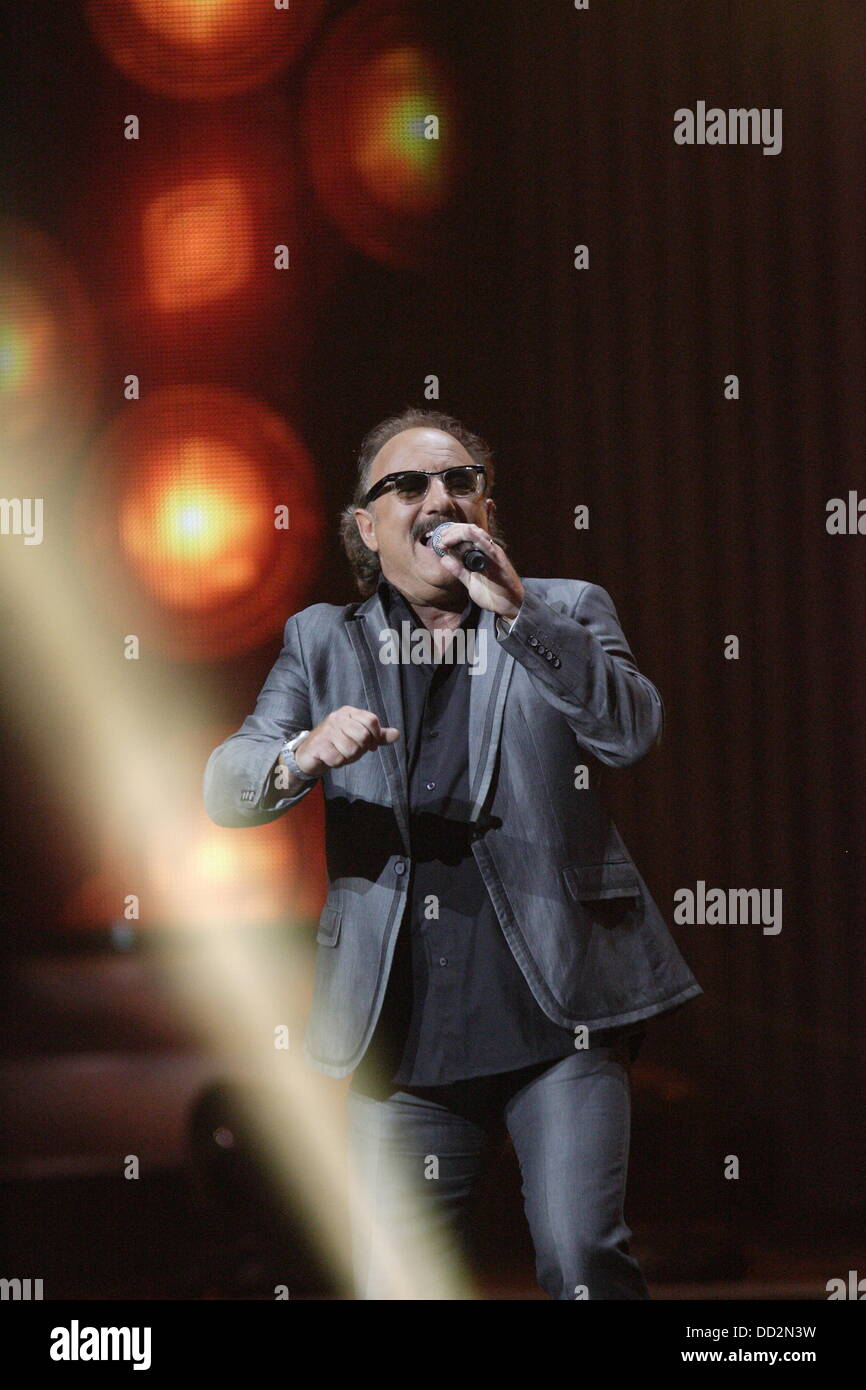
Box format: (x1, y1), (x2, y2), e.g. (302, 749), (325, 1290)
(0, 219), (101, 487)
(67, 100), (342, 379)
(75, 386), (323, 662)
(352, 46), (452, 217)
(85, 0), (326, 100)
(303, 0), (461, 268)
(118, 435), (273, 611)
(142, 174), (256, 315)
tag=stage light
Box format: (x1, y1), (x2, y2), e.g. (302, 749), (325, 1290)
(144, 176), (253, 312)
(67, 101), (341, 378)
(74, 386), (323, 661)
(118, 435), (272, 611)
(62, 728), (328, 936)
(147, 815), (298, 929)
(303, 0), (461, 268)
(353, 46), (452, 217)
(0, 219), (101, 487)
(130, 0), (262, 49)
(0, 281), (54, 398)
(85, 0), (326, 101)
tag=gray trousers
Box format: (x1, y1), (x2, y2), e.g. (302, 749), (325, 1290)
(346, 1041), (649, 1300)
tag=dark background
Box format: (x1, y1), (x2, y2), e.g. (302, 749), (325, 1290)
(1, 0), (864, 1296)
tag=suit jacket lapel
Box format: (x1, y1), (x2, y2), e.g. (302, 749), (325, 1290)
(345, 590), (411, 854)
(467, 608), (515, 821)
(346, 591), (516, 847)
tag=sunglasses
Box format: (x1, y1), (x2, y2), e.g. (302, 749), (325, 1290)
(361, 464), (487, 508)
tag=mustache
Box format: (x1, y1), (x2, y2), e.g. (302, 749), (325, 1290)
(411, 516), (463, 543)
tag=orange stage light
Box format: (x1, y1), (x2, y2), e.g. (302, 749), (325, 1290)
(353, 46), (453, 218)
(147, 813), (299, 929)
(85, 0), (326, 100)
(118, 434), (273, 610)
(63, 728), (327, 934)
(66, 100), (342, 378)
(130, 0), (262, 50)
(303, 0), (461, 269)
(144, 176), (254, 312)
(64, 818), (297, 932)
(74, 386), (323, 661)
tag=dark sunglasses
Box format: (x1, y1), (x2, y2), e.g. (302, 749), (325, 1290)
(361, 464), (487, 508)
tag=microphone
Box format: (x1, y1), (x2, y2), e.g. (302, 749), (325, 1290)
(429, 522), (489, 572)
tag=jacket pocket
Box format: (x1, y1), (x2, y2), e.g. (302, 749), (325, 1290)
(316, 904), (342, 947)
(562, 860), (641, 901)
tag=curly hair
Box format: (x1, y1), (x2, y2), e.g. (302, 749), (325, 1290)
(339, 407), (506, 597)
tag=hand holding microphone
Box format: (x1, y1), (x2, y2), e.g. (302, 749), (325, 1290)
(429, 522), (489, 571)
(426, 520), (525, 622)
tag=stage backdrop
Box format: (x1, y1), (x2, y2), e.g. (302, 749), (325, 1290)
(0, 0), (863, 1249)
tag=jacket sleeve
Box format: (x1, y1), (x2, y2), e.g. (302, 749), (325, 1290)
(203, 613), (316, 827)
(496, 582), (664, 767)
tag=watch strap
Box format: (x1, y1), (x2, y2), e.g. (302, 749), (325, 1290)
(278, 731), (317, 784)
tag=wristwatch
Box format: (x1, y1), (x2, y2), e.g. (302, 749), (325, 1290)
(278, 730), (317, 783)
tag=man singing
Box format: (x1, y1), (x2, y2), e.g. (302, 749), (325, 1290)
(203, 407), (702, 1300)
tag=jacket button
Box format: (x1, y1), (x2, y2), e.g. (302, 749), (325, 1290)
(552, 657), (561, 668)
(544, 650), (555, 662)
(394, 859), (407, 875)
(529, 636), (539, 648)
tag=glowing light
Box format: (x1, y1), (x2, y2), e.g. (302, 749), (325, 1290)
(1, 469), (468, 1298)
(303, 2), (460, 268)
(0, 282), (55, 398)
(0, 219), (100, 481)
(76, 387), (324, 661)
(147, 816), (298, 928)
(86, 0), (326, 100)
(144, 176), (253, 311)
(353, 48), (449, 216)
(119, 437), (272, 611)
(69, 100), (338, 376)
(130, 0), (254, 50)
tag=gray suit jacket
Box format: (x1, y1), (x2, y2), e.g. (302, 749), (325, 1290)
(203, 578), (702, 1077)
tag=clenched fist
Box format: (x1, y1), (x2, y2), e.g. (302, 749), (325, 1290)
(289, 706), (400, 777)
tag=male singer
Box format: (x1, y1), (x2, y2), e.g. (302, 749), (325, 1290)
(203, 408), (702, 1299)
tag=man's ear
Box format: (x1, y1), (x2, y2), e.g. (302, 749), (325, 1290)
(485, 497), (496, 527)
(354, 507), (379, 552)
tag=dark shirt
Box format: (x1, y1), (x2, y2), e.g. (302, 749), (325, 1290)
(351, 576), (644, 1093)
